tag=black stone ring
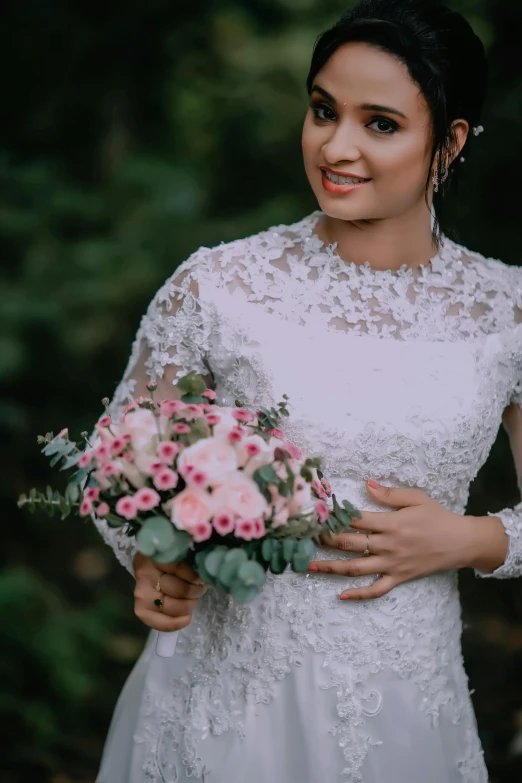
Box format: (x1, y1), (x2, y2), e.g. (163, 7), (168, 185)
(154, 597), (163, 610)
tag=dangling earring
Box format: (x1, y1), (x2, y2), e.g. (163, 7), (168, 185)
(432, 164), (449, 193)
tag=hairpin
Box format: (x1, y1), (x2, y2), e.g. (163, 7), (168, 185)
(472, 125), (484, 136)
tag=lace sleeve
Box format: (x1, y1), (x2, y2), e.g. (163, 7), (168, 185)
(475, 314), (522, 579)
(90, 250), (215, 577)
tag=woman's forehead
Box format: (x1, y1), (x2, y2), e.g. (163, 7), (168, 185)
(315, 41), (426, 116)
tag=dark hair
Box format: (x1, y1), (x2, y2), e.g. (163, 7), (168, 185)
(306, 0), (488, 245)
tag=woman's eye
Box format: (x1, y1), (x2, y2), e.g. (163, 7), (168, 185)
(310, 103), (336, 122)
(367, 117), (398, 135)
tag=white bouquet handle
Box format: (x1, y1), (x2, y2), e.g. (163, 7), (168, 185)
(155, 629), (179, 657)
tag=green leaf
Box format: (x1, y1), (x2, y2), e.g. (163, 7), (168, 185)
(261, 538), (275, 561)
(270, 549), (286, 574)
(292, 552), (312, 572)
(194, 550), (215, 584)
(204, 548), (228, 578)
(295, 538), (315, 558)
(282, 538), (296, 563)
(152, 532), (191, 564)
(60, 453), (81, 471)
(136, 516), (176, 556)
(255, 465), (279, 484)
(49, 452), (63, 468)
(237, 560), (265, 587)
(229, 583), (260, 603)
(218, 548), (248, 588)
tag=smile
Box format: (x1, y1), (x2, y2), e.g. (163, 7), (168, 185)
(320, 169), (372, 195)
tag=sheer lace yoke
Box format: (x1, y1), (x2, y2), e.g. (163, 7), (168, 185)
(200, 210), (522, 342)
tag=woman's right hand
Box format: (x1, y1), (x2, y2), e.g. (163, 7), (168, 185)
(133, 552), (209, 632)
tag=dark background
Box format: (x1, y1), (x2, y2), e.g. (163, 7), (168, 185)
(3, 1), (522, 781)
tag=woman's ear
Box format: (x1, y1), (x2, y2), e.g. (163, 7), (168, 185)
(450, 119), (469, 163)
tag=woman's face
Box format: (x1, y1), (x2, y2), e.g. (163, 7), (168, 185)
(302, 41), (435, 222)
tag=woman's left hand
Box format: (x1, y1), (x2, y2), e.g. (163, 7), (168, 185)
(308, 479), (475, 600)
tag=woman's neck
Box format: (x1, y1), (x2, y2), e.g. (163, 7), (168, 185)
(315, 206), (439, 271)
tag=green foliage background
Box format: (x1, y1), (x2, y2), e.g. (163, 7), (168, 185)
(3, 1), (522, 780)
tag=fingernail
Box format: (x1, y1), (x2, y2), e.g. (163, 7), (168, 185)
(340, 594), (351, 600)
(367, 479), (380, 489)
(307, 563), (318, 571)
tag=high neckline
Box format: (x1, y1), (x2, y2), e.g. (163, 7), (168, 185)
(304, 210), (447, 275)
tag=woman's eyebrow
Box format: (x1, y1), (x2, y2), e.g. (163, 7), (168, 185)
(310, 85), (407, 119)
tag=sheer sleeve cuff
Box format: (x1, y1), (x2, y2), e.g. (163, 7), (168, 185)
(474, 502), (522, 579)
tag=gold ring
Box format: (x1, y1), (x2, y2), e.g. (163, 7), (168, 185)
(154, 575), (163, 611)
(363, 533), (371, 557)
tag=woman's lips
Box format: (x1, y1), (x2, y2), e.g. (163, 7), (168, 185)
(321, 170), (371, 195)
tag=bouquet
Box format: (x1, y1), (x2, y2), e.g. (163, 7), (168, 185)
(18, 371), (361, 657)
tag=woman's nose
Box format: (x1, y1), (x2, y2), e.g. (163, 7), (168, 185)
(322, 127), (362, 165)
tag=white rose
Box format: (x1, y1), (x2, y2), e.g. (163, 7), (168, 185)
(177, 437), (238, 485)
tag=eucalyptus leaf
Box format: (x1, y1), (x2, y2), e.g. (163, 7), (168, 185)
(282, 538), (296, 563)
(261, 538), (275, 561)
(237, 560), (265, 587)
(204, 548), (228, 578)
(295, 538), (315, 558)
(292, 552), (312, 572)
(270, 550), (286, 574)
(136, 516), (176, 555)
(229, 583), (260, 603)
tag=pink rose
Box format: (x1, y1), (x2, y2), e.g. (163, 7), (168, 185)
(202, 388), (217, 400)
(171, 487), (214, 531)
(253, 517), (266, 538)
(157, 441), (181, 464)
(173, 422), (191, 434)
(191, 520), (213, 542)
(96, 502), (110, 517)
(115, 495), (138, 520)
(134, 487), (161, 511)
(213, 512), (235, 536)
(84, 487), (100, 502)
(57, 428), (69, 438)
(97, 416), (112, 428)
(177, 438), (237, 485)
(205, 413), (221, 425)
(315, 500), (329, 523)
(94, 444), (111, 464)
(110, 437), (127, 456)
(187, 470), (209, 489)
(266, 427), (285, 440)
(160, 399), (186, 418)
(235, 518), (256, 540)
(101, 462), (121, 477)
(80, 498), (93, 516)
(78, 451), (93, 468)
(227, 426), (243, 444)
(239, 436), (276, 475)
(232, 408), (255, 423)
(211, 408), (242, 442)
(153, 468), (179, 491)
(211, 472), (267, 519)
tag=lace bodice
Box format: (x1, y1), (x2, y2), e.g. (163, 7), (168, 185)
(93, 210), (522, 782)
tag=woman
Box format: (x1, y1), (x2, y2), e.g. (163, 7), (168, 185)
(95, 1), (522, 781)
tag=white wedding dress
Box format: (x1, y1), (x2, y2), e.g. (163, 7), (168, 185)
(94, 210), (522, 783)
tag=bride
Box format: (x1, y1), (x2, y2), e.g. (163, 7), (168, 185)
(95, 1), (522, 781)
